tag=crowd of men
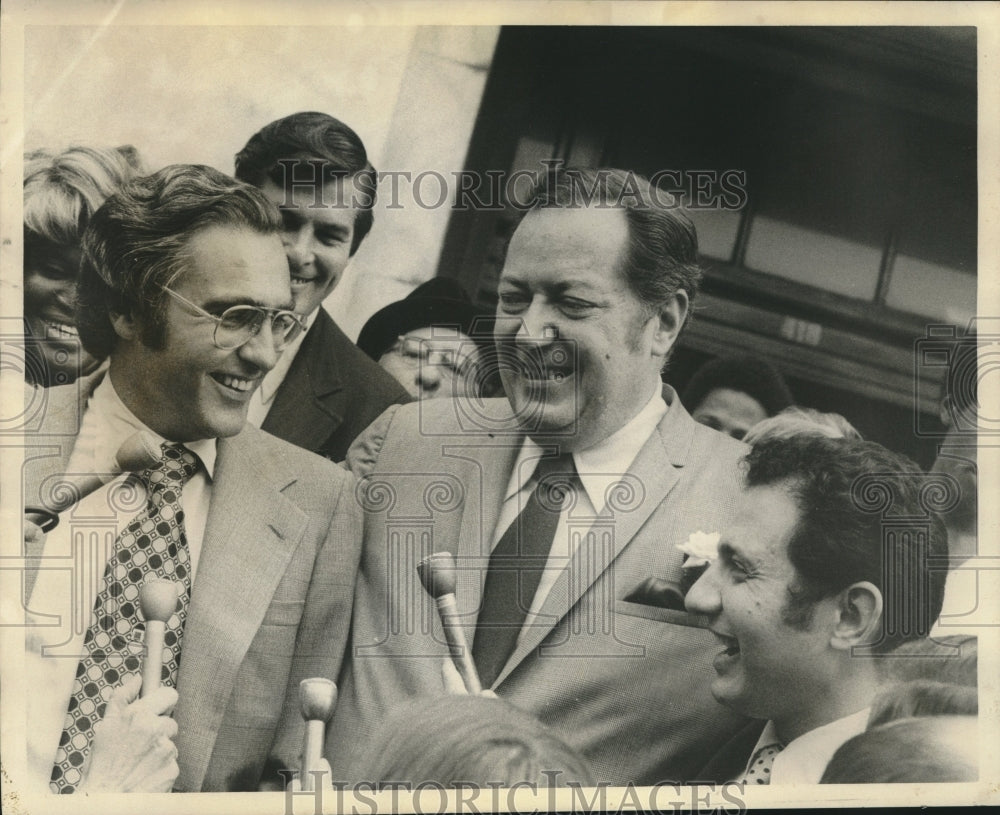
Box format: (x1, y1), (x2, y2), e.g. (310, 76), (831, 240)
(18, 111), (979, 794)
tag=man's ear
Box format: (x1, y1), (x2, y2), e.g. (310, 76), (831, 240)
(830, 581), (883, 650)
(650, 290), (689, 357)
(108, 309), (139, 342)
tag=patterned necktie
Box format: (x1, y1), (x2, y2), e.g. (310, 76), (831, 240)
(50, 443), (199, 793)
(736, 742), (784, 785)
(472, 452), (577, 688)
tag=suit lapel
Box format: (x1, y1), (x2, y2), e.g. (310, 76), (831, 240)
(173, 426), (309, 791)
(495, 387), (695, 685)
(261, 310), (346, 452)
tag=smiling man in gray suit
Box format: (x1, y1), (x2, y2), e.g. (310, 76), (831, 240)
(22, 165), (361, 793)
(328, 167), (752, 785)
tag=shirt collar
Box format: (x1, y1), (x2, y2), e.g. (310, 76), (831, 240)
(94, 371), (217, 478)
(506, 387), (667, 510)
(752, 707), (870, 784)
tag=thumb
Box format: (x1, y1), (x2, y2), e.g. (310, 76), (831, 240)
(102, 672), (142, 718)
(118, 672), (144, 704)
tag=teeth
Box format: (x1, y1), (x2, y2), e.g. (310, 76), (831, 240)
(218, 374), (255, 392)
(290, 275), (315, 285)
(43, 321), (79, 338)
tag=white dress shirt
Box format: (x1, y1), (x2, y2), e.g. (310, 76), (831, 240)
(245, 307), (317, 427)
(493, 387), (667, 641)
(25, 373), (216, 791)
(745, 708), (870, 784)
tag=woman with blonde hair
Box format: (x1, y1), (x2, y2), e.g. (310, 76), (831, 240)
(23, 144), (143, 386)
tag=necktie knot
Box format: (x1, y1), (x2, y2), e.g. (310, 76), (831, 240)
(143, 443), (200, 491)
(531, 453), (577, 513)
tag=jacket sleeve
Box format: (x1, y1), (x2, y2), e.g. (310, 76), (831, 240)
(345, 403), (403, 478)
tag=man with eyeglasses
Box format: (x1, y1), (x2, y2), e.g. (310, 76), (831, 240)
(21, 164), (362, 792)
(356, 277), (498, 400)
(234, 112), (410, 461)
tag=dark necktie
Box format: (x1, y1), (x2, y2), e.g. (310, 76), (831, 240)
(472, 452), (577, 687)
(50, 442), (199, 793)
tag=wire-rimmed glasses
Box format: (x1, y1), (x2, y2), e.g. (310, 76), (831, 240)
(162, 286), (305, 351)
(387, 334), (480, 381)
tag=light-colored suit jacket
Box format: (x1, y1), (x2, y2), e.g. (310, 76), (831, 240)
(21, 375), (362, 791)
(327, 387), (752, 785)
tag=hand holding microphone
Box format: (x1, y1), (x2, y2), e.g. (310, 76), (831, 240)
(80, 673), (179, 793)
(417, 552), (483, 694)
(25, 430), (161, 532)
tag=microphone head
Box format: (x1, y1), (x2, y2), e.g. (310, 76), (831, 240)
(299, 677), (337, 721)
(416, 551), (457, 598)
(139, 579), (180, 623)
(115, 431), (161, 474)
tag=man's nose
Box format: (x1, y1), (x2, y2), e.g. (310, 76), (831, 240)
(416, 360), (443, 395)
(283, 227), (314, 268)
(237, 325), (280, 372)
(683, 563), (722, 616)
(514, 303), (558, 344)
(47, 281), (77, 311)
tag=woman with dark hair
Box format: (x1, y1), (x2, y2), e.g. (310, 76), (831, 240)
(22, 145), (143, 386)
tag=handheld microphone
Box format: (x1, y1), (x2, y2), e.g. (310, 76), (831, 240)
(299, 678), (337, 791)
(138, 579), (180, 698)
(24, 430), (161, 532)
(417, 551), (483, 694)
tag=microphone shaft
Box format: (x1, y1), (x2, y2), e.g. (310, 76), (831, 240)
(436, 593), (482, 694)
(301, 719), (325, 791)
(141, 620), (166, 698)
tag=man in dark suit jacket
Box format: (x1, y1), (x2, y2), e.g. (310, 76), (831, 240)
(20, 165), (361, 793)
(234, 112), (409, 461)
(327, 168), (752, 785)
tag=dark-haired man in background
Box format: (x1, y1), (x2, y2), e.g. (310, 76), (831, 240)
(688, 436), (949, 784)
(23, 165), (361, 792)
(329, 167), (752, 785)
(682, 354), (794, 441)
(234, 112), (409, 461)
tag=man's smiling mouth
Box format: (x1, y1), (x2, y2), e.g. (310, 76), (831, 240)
(40, 319), (80, 339)
(210, 373), (259, 393)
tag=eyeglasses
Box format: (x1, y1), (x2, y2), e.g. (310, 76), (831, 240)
(387, 335), (479, 380)
(163, 287), (305, 351)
